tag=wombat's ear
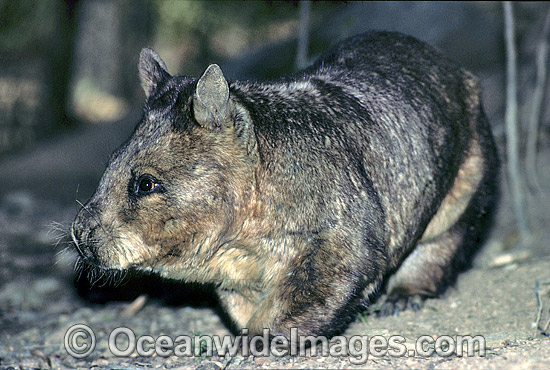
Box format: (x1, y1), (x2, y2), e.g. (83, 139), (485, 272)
(193, 64), (230, 130)
(139, 48), (171, 98)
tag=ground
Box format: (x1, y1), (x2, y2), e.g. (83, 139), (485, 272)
(0, 97), (549, 369)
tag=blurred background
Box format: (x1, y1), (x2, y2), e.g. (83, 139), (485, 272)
(1, 1), (548, 157)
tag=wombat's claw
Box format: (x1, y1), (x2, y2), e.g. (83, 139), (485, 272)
(377, 293), (424, 317)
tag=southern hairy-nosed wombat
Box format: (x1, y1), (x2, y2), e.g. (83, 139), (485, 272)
(71, 31), (499, 338)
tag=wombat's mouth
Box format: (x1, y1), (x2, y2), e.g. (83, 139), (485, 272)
(71, 224), (125, 274)
(75, 256), (133, 287)
(71, 222), (133, 270)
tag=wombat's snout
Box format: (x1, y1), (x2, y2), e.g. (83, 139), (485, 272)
(71, 202), (101, 262)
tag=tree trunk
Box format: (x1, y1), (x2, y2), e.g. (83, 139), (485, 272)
(503, 1), (530, 243)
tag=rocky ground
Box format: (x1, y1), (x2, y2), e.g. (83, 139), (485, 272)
(1, 80), (550, 370)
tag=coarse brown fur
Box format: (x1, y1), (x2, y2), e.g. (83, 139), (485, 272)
(71, 31), (499, 339)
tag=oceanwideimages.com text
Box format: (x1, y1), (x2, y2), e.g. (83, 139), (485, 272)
(64, 324), (486, 364)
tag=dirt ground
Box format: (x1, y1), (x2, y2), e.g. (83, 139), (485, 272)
(1, 83), (550, 369)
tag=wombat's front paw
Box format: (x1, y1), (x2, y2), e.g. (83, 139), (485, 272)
(376, 293), (425, 317)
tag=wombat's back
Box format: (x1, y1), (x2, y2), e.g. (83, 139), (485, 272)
(232, 31), (488, 261)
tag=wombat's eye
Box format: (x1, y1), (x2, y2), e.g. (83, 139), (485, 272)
(135, 175), (160, 195)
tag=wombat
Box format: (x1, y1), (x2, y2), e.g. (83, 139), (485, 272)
(71, 31), (499, 339)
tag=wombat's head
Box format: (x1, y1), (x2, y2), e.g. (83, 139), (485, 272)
(71, 49), (257, 281)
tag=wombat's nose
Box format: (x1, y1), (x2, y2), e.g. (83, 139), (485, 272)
(70, 222), (88, 259)
(71, 202), (101, 259)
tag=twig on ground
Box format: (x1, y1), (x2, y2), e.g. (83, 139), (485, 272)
(534, 280), (550, 337)
(120, 293), (148, 317)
